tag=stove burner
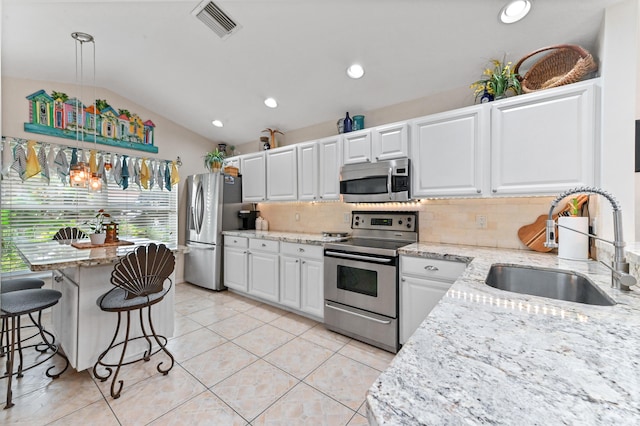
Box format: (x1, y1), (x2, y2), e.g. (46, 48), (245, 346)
(322, 231), (350, 238)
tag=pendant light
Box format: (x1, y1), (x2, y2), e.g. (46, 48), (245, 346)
(69, 31), (95, 188)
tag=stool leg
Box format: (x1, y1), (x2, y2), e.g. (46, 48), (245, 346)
(0, 318), (6, 358)
(15, 317), (24, 379)
(93, 311), (122, 383)
(146, 305), (174, 375)
(139, 308), (152, 362)
(31, 312), (56, 353)
(109, 311), (131, 399)
(4, 316), (16, 409)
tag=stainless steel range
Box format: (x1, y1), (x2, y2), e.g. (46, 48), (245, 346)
(323, 211), (418, 353)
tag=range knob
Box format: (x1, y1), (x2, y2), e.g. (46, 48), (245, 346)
(398, 220), (403, 225)
(354, 222), (359, 226)
(407, 224), (412, 229)
(407, 217), (412, 222)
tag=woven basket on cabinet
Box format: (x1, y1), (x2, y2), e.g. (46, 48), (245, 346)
(513, 44), (598, 93)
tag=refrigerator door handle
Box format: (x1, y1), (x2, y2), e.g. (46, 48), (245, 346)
(186, 242), (216, 250)
(194, 181), (203, 234)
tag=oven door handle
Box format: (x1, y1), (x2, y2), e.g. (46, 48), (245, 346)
(324, 251), (393, 263)
(324, 302), (392, 325)
(387, 167), (393, 200)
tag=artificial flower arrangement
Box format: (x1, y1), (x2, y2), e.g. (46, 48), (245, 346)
(470, 56), (522, 103)
(203, 149), (226, 172)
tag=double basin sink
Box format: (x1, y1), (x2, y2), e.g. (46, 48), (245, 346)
(485, 264), (616, 306)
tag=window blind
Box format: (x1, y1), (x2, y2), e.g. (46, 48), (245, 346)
(1, 138), (178, 275)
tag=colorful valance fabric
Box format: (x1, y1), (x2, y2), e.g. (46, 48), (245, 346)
(1, 138), (179, 190)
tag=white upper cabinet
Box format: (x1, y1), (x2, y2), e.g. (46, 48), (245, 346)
(490, 81), (597, 195)
(372, 121), (410, 162)
(241, 152), (266, 202)
(411, 105), (489, 198)
(266, 146), (298, 201)
(318, 136), (342, 200)
(297, 142), (319, 201)
(342, 129), (372, 164)
(342, 122), (409, 165)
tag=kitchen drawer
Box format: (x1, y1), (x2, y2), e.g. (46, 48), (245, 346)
(280, 242), (323, 259)
(225, 236), (248, 248)
(250, 238), (279, 253)
(401, 256), (466, 282)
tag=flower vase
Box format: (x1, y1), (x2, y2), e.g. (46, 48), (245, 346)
(90, 233), (107, 245)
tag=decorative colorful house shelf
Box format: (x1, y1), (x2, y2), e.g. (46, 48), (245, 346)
(24, 89), (158, 153)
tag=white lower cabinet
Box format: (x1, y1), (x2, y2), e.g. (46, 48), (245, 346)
(400, 256), (466, 344)
(248, 239), (279, 302)
(225, 237), (324, 319)
(280, 242), (324, 318)
(224, 237), (249, 292)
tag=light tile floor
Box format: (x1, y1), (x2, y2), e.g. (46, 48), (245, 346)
(0, 282), (396, 425)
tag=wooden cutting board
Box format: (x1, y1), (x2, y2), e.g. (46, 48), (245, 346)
(517, 195), (589, 252)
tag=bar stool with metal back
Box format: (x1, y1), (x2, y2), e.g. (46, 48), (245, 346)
(1, 288), (69, 408)
(0, 278), (46, 358)
(92, 243), (175, 399)
(52, 227), (87, 242)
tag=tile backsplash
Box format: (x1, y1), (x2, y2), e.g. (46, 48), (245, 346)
(257, 197), (555, 250)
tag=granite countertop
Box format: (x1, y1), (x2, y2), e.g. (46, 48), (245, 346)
(222, 230), (349, 245)
(15, 238), (181, 271)
(367, 243), (640, 425)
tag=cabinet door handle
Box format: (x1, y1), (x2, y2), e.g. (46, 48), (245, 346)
(424, 265), (439, 271)
(492, 189), (497, 193)
(233, 239), (238, 243)
(298, 248), (305, 252)
(476, 188), (481, 194)
(296, 260), (299, 263)
(401, 278), (406, 282)
(302, 260), (306, 264)
(262, 243), (266, 247)
(54, 275), (63, 282)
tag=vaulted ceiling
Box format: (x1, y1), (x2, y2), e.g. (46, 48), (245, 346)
(1, 0), (621, 145)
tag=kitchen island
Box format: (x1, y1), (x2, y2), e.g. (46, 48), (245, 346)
(15, 238), (180, 371)
(367, 243), (640, 424)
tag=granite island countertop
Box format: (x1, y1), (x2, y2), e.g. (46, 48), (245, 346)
(15, 237), (182, 271)
(367, 243), (640, 425)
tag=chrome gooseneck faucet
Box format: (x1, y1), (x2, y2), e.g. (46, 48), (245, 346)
(544, 186), (636, 291)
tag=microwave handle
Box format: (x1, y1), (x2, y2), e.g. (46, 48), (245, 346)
(387, 168), (392, 200)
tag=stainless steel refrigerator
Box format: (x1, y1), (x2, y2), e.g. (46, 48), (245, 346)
(184, 173), (243, 290)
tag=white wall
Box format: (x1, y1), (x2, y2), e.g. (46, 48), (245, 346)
(597, 0), (638, 246)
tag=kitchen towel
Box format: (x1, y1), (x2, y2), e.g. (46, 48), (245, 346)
(24, 140), (41, 180)
(89, 149), (98, 174)
(112, 154), (122, 186)
(1, 139), (13, 178)
(164, 160), (171, 191)
(54, 147), (69, 184)
(140, 158), (149, 189)
(38, 143), (50, 184)
(11, 143), (27, 181)
(171, 161), (180, 186)
(148, 160), (156, 190)
(132, 157), (141, 189)
(121, 155), (129, 190)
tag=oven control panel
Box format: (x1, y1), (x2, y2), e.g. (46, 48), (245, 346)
(351, 211), (417, 232)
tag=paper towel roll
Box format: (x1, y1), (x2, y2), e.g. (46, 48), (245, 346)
(558, 216), (589, 260)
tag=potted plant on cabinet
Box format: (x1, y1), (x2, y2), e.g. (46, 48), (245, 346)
(470, 56), (522, 103)
(203, 149), (225, 173)
(85, 209), (111, 245)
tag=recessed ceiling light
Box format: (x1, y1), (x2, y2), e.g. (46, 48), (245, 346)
(500, 0), (531, 24)
(346, 64), (365, 79)
(212, 119), (223, 127)
(264, 97), (278, 108)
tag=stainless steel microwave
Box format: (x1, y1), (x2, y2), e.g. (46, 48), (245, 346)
(339, 158), (410, 203)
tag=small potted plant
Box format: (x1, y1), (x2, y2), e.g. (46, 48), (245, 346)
(203, 149), (226, 172)
(470, 56), (522, 103)
(85, 209), (111, 245)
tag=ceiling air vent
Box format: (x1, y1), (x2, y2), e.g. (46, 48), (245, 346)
(192, 1), (241, 40)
